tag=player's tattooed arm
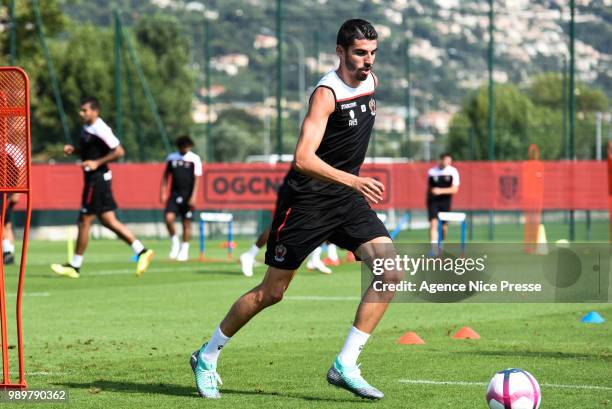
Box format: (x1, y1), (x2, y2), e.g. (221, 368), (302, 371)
(292, 87), (384, 204)
(81, 145), (125, 172)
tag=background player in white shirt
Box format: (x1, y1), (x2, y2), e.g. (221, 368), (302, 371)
(51, 97), (154, 278)
(160, 136), (202, 261)
(427, 152), (460, 246)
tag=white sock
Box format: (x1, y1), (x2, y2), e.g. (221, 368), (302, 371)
(327, 243), (338, 261)
(71, 254), (84, 268)
(246, 244), (260, 258)
(2, 239), (14, 254)
(131, 240), (145, 255)
(171, 235), (180, 247)
(310, 246), (322, 263)
(180, 242), (189, 252)
(338, 326), (370, 367)
(200, 326), (230, 365)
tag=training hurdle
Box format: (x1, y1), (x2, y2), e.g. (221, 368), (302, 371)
(199, 212), (234, 261)
(437, 211), (467, 255)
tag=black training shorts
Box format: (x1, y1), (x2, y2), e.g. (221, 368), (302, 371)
(265, 191), (389, 270)
(80, 173), (117, 215)
(427, 198), (451, 221)
(165, 193), (194, 220)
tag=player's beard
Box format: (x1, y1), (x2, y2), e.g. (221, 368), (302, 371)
(345, 56), (371, 82)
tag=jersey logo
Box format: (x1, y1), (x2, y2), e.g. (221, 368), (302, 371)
(348, 110), (358, 127)
(369, 98), (376, 116)
(341, 101), (357, 110)
(361, 104), (367, 112)
(274, 244), (287, 262)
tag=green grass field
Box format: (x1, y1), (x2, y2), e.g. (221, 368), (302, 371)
(1, 221), (610, 408)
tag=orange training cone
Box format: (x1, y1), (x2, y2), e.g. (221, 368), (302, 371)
(397, 332), (425, 345)
(452, 326), (480, 340)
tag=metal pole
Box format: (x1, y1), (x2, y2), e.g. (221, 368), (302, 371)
(487, 0), (495, 241)
(263, 82), (270, 157)
(276, 0), (283, 158)
(404, 36), (411, 159)
(32, 0), (72, 144)
(468, 127), (474, 241)
(204, 19), (213, 162)
(121, 23), (172, 153)
(562, 56), (569, 159)
(596, 112), (602, 160)
(124, 56), (144, 161)
(9, 0), (16, 65)
(313, 31), (320, 80)
(586, 210), (591, 241)
(287, 35), (306, 125)
(569, 0), (576, 241)
(114, 10), (123, 141)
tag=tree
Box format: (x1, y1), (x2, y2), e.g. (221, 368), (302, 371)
(211, 109), (262, 162)
(132, 14), (194, 159)
(0, 7), (196, 161)
(448, 84), (535, 160)
(448, 75), (608, 160)
(0, 0), (67, 61)
(527, 73), (609, 113)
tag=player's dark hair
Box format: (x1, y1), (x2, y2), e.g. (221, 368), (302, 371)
(175, 135), (194, 149)
(440, 152), (452, 160)
(80, 96), (100, 111)
(337, 19), (378, 49)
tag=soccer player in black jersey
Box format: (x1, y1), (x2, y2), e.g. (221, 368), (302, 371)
(190, 20), (399, 400)
(51, 97), (154, 278)
(160, 136), (202, 261)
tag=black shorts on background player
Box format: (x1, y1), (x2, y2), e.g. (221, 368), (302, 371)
(427, 199), (451, 221)
(165, 194), (193, 220)
(80, 173), (117, 215)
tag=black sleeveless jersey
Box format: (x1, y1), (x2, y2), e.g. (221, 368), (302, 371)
(165, 150), (203, 197)
(80, 118), (120, 180)
(284, 70), (377, 207)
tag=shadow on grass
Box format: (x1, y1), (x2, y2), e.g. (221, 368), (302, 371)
(54, 380), (364, 403)
(457, 350), (611, 361)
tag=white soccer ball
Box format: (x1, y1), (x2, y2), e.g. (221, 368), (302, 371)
(486, 368), (541, 409)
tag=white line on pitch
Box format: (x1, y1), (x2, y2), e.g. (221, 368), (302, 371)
(9, 371), (69, 376)
(6, 292), (50, 297)
(398, 379), (612, 391)
(285, 296), (360, 301)
(82, 265), (235, 276)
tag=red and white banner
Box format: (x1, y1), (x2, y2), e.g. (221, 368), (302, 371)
(20, 161), (608, 211)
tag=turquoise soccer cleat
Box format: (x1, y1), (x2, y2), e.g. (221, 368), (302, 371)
(190, 343), (222, 399)
(326, 356), (384, 400)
